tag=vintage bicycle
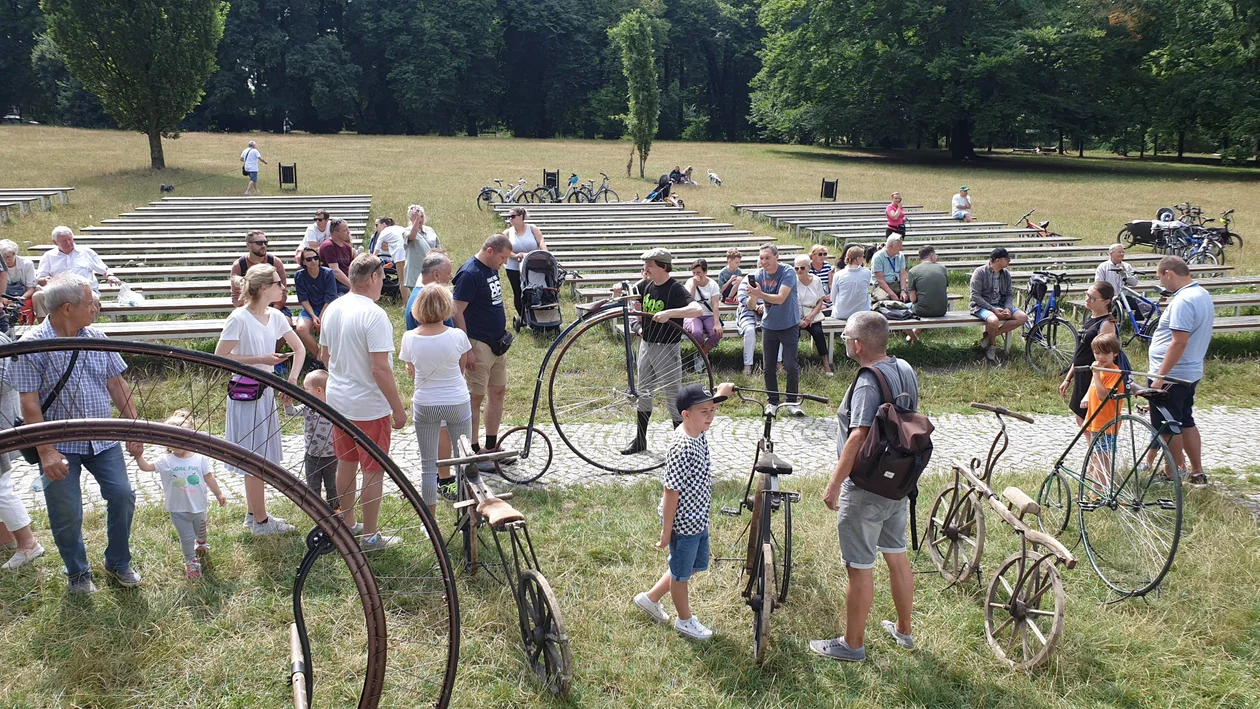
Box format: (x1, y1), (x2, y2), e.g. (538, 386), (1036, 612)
(923, 403), (1077, 671)
(444, 437), (573, 695)
(1036, 365), (1187, 599)
(715, 386), (827, 664)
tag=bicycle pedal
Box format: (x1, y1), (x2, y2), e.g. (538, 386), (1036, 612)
(783, 491), (801, 503)
(719, 506), (741, 517)
(1156, 498), (1178, 510)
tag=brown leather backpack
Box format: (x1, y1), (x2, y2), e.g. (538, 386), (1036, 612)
(846, 364), (934, 500)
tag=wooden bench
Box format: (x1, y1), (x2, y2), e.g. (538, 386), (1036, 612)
(14, 318), (228, 341)
(99, 280), (274, 297)
(32, 239), (313, 254)
(539, 234), (770, 249)
(82, 223), (368, 234)
(0, 202), (19, 223)
(1066, 292), (1260, 317)
(103, 214), (371, 225)
(733, 201), (891, 214)
(522, 222), (734, 233)
(156, 195), (371, 202)
(816, 227), (1039, 242)
(58, 229), (366, 243)
(1213, 315), (1260, 333)
(0, 187), (75, 207)
(120, 209), (371, 219)
(99, 296), (237, 318)
(547, 244), (800, 260)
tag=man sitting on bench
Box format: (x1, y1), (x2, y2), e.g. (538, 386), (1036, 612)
(969, 248), (1027, 362)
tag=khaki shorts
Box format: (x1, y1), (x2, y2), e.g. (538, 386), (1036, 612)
(465, 338), (508, 396)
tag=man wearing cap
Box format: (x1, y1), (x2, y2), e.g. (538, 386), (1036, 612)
(951, 186), (973, 222)
(611, 248), (704, 455)
(969, 247), (1027, 361)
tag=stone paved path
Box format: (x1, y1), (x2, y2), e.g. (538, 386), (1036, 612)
(9, 406), (1258, 513)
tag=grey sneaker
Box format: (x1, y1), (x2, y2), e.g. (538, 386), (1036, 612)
(349, 522), (364, 536)
(979, 333), (992, 350)
(881, 620), (915, 649)
(786, 404), (805, 417)
(476, 459), (498, 474)
(674, 616), (714, 641)
(107, 566), (142, 587)
(633, 592), (669, 624)
(252, 517), (297, 536)
(2, 542), (45, 570)
(809, 636), (866, 662)
(242, 512), (255, 529)
(67, 576), (98, 596)
(360, 532), (403, 551)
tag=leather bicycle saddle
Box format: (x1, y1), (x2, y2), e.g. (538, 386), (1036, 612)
(755, 450), (793, 476)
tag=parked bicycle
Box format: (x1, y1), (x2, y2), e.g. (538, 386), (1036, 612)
(1014, 208), (1065, 240)
(715, 386), (827, 664)
(443, 437), (572, 695)
(1108, 267), (1164, 345)
(923, 403), (1077, 671)
(575, 172), (620, 203)
(532, 173), (585, 203)
(1020, 270), (1079, 375)
(476, 178), (534, 210)
(1036, 364), (1187, 599)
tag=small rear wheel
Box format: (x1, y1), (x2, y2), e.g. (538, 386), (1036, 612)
(495, 426), (553, 484)
(564, 191), (585, 203)
(517, 569), (573, 696)
(476, 189), (499, 211)
(1025, 317), (1078, 375)
(531, 187), (554, 204)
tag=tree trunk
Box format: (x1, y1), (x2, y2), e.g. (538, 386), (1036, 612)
(638, 148), (647, 178)
(987, 133), (993, 153)
(148, 130), (165, 170)
(1153, 133), (1158, 155)
(466, 113), (479, 137)
(1057, 131), (1064, 154)
(626, 145), (635, 178)
(1177, 130), (1185, 159)
(1078, 137), (1084, 157)
(1139, 132), (1144, 158)
(949, 118), (976, 160)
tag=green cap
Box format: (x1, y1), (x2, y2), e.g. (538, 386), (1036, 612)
(960, 185), (969, 191)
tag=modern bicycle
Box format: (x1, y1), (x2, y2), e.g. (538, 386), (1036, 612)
(576, 172), (620, 203)
(1036, 364), (1187, 598)
(1020, 270), (1079, 375)
(476, 177), (534, 210)
(533, 173), (586, 204)
(1107, 266), (1163, 345)
(715, 386), (828, 664)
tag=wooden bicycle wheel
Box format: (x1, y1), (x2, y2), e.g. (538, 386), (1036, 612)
(926, 482), (985, 583)
(516, 570), (573, 695)
(984, 552), (1065, 671)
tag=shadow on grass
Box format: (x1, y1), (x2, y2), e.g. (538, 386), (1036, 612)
(766, 147), (1260, 184)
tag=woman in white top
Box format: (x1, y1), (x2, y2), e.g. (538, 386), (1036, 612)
(403, 204), (441, 292)
(793, 255), (834, 376)
(502, 206), (547, 322)
(683, 258), (723, 360)
(829, 245), (873, 322)
(215, 263), (305, 536)
(0, 329), (46, 569)
(398, 285), (473, 514)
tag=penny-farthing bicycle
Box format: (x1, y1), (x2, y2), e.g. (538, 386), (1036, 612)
(509, 283), (713, 478)
(443, 437), (573, 695)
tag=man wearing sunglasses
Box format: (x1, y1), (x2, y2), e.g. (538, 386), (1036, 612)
(230, 230), (287, 310)
(296, 210), (331, 265)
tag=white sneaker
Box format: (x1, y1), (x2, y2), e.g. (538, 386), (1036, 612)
(633, 592), (669, 624)
(674, 616), (714, 641)
(2, 542), (45, 570)
(251, 517), (297, 536)
(360, 532), (403, 551)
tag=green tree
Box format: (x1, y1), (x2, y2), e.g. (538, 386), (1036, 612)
(610, 9), (660, 177)
(41, 0), (227, 168)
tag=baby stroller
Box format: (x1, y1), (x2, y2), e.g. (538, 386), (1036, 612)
(514, 250), (567, 334)
(645, 175), (685, 209)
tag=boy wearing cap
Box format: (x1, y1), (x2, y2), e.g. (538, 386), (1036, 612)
(634, 381), (736, 640)
(951, 186), (973, 222)
(611, 248), (704, 455)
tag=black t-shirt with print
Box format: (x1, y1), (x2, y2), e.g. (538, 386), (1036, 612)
(635, 277), (691, 344)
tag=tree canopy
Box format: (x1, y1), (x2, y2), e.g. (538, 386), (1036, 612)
(610, 10), (661, 177)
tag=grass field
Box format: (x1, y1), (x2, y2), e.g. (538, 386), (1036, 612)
(2, 127), (1260, 707)
(1, 126), (1259, 417)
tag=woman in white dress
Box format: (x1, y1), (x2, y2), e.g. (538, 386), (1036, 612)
(215, 263), (306, 536)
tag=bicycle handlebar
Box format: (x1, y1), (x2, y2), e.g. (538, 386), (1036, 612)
(732, 386), (828, 404)
(1031, 270), (1070, 281)
(1073, 364), (1192, 386)
(969, 402), (1035, 424)
(1016, 208), (1035, 223)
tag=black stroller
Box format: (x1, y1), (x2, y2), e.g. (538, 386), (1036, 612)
(513, 250), (567, 333)
(645, 175), (685, 209)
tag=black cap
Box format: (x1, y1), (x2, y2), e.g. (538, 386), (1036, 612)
(677, 383), (727, 412)
(989, 247), (1010, 261)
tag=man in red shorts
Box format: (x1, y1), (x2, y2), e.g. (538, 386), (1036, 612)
(319, 254), (408, 550)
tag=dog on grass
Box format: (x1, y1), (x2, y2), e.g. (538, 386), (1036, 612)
(707, 170), (722, 186)
(159, 184), (175, 193)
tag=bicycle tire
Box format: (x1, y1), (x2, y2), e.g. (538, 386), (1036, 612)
(1025, 317), (1078, 376)
(531, 188), (554, 204)
(743, 474), (766, 591)
(984, 552), (1065, 671)
(1139, 309), (1161, 340)
(1020, 295), (1039, 339)
(598, 188), (619, 203)
(516, 569), (573, 696)
(476, 189), (497, 211)
(564, 191), (586, 204)
(514, 189), (534, 204)
(774, 496), (792, 606)
(2, 420), (387, 707)
(547, 309), (713, 475)
(752, 543), (772, 665)
(495, 426), (553, 484)
(1035, 470), (1074, 538)
(1117, 228), (1138, 249)
(926, 482), (985, 583)
(1078, 415), (1182, 597)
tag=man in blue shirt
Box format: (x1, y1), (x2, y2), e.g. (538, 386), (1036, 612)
(871, 235), (909, 302)
(295, 246), (340, 363)
(747, 244), (802, 414)
(453, 235), (513, 461)
(1148, 256), (1215, 486)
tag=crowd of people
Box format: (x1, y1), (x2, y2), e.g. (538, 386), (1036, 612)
(0, 191), (1217, 672)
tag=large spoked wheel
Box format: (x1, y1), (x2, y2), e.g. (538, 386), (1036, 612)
(984, 552), (1065, 671)
(1078, 415), (1182, 597)
(548, 310), (713, 474)
(752, 543), (773, 665)
(495, 426), (554, 484)
(516, 569), (573, 696)
(1036, 470), (1074, 538)
(597, 189), (619, 203)
(926, 483), (985, 583)
(1187, 249), (1224, 278)
(1025, 317), (1078, 375)
(531, 188), (554, 204)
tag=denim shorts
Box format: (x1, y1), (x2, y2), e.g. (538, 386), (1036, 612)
(667, 529), (710, 582)
(975, 307), (1024, 322)
(836, 481), (908, 569)
(247, 171), (258, 181)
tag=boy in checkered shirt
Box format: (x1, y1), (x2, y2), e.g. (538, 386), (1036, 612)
(633, 381), (735, 640)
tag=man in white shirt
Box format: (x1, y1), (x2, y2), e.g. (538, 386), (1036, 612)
(1095, 244), (1140, 311)
(319, 253), (408, 551)
(240, 140), (267, 195)
(951, 186), (973, 222)
(370, 216), (408, 297)
(37, 226), (118, 293)
(296, 210), (330, 265)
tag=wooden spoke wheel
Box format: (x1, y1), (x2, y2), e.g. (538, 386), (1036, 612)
(984, 552), (1065, 671)
(516, 570), (573, 696)
(926, 483), (986, 583)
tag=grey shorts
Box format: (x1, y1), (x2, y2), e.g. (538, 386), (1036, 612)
(836, 480), (909, 569)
